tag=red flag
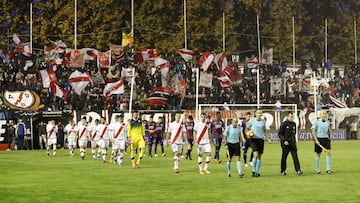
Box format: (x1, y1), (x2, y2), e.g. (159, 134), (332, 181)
(151, 87), (171, 96)
(147, 97), (167, 106)
(98, 50), (111, 68)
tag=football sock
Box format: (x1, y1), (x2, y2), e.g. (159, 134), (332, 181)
(237, 161), (242, 174)
(315, 157), (320, 172)
(252, 159), (257, 172)
(256, 160), (261, 173)
(227, 161), (231, 174)
(198, 157), (203, 171)
(326, 155), (331, 171)
(174, 156), (179, 169)
(205, 155), (211, 169)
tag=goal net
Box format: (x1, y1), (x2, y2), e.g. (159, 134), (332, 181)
(198, 103), (298, 142)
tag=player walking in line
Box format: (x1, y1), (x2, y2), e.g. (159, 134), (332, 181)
(184, 115), (195, 160)
(145, 115), (156, 157)
(211, 112), (225, 163)
(128, 112), (146, 169)
(89, 119), (101, 160)
(241, 112), (253, 167)
(97, 117), (110, 163)
(154, 116), (166, 157)
(77, 117), (90, 160)
(246, 109), (269, 177)
(224, 117), (245, 178)
(194, 113), (213, 175)
(311, 109), (333, 174)
(165, 113), (185, 173)
(64, 119), (78, 157)
(109, 114), (127, 166)
(46, 120), (58, 157)
(278, 112), (303, 176)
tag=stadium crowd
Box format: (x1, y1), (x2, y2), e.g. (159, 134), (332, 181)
(0, 46), (360, 119)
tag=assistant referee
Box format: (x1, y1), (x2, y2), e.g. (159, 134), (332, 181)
(224, 117), (245, 178)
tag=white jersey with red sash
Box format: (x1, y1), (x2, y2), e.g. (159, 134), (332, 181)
(97, 124), (109, 140)
(194, 121), (210, 145)
(89, 124), (100, 141)
(46, 124), (58, 139)
(78, 124), (89, 140)
(64, 124), (77, 139)
(168, 121), (185, 145)
(110, 122), (126, 140)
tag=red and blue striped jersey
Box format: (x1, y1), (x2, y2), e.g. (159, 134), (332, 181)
(211, 119), (224, 138)
(184, 121), (195, 139)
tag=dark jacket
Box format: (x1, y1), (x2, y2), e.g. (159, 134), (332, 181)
(278, 120), (296, 143)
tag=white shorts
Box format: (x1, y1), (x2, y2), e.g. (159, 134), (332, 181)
(98, 139), (110, 149)
(197, 143), (212, 154)
(171, 143), (183, 153)
(47, 137), (57, 146)
(68, 138), (76, 147)
(91, 140), (99, 148)
(112, 139), (125, 150)
(78, 139), (88, 148)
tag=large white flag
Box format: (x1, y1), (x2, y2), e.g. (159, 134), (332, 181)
(67, 70), (92, 95)
(214, 52), (228, 71)
(103, 80), (124, 97)
(178, 48), (193, 62)
(198, 52), (214, 72)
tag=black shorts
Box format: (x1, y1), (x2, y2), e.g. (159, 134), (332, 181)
(314, 138), (331, 153)
(251, 138), (264, 154)
(227, 142), (241, 158)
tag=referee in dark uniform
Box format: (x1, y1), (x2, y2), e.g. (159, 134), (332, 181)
(278, 112), (303, 176)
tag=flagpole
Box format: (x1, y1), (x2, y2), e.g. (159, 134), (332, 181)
(195, 68), (199, 120)
(355, 21), (357, 64)
(292, 16), (295, 69)
(74, 0), (77, 49)
(256, 15), (261, 107)
(222, 12), (225, 52)
(131, 0), (134, 47)
(129, 68), (135, 114)
(184, 0), (187, 49)
(30, 2), (33, 53)
(325, 18), (327, 63)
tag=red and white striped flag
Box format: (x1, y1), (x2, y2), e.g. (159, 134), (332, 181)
(147, 97), (167, 107)
(214, 52), (228, 72)
(51, 83), (67, 100)
(329, 95), (347, 108)
(246, 57), (259, 68)
(38, 69), (57, 88)
(136, 51), (150, 63)
(218, 75), (232, 88)
(178, 48), (193, 62)
(155, 57), (170, 78)
(67, 70), (92, 95)
(103, 80), (124, 97)
(198, 52), (214, 72)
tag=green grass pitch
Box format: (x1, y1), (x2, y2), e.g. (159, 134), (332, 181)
(0, 141), (359, 203)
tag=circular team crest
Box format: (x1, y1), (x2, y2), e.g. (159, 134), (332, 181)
(2, 90), (44, 111)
